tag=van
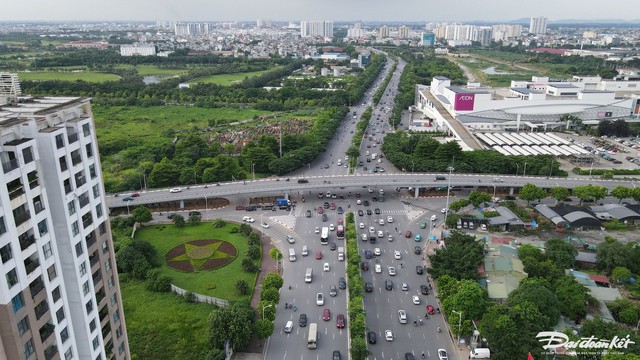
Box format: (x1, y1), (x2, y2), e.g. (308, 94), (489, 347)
(289, 248), (296, 262)
(284, 320), (293, 333)
(302, 245), (309, 257)
(305, 268), (313, 283)
(469, 348), (491, 359)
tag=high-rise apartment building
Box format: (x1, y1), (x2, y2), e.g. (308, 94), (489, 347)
(529, 17), (548, 35)
(0, 84), (129, 360)
(472, 27), (493, 46)
(256, 19), (272, 28)
(398, 26), (409, 39)
(378, 26), (390, 38)
(300, 21), (333, 38)
(492, 24), (522, 41)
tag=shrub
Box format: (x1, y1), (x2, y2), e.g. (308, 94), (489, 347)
(262, 273), (283, 290)
(146, 271), (173, 293)
(260, 287), (280, 304)
(236, 280), (249, 295)
(241, 258), (258, 272)
(212, 218), (225, 228)
(184, 291), (197, 303)
(246, 245), (261, 260)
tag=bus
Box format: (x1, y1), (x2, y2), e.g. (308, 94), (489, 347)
(321, 227), (329, 245)
(307, 323), (318, 349)
(336, 225), (344, 240)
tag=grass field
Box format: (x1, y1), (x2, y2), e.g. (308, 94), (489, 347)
(190, 67), (281, 85)
(17, 71), (120, 82)
(134, 222), (256, 300)
(116, 64), (189, 76)
(121, 281), (214, 360)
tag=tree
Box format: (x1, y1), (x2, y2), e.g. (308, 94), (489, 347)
(544, 238), (577, 270)
(469, 191), (492, 207)
(269, 248), (282, 263)
(519, 183), (546, 204)
(255, 319), (274, 340)
(148, 157), (180, 187)
(480, 304), (527, 360)
(521, 258), (563, 282)
(262, 273), (283, 290)
(246, 245), (261, 260)
(611, 266), (632, 284)
(188, 214), (202, 226)
(573, 184), (608, 205)
(116, 245), (151, 279)
(172, 214), (185, 227)
(260, 287), (280, 304)
(257, 300), (276, 321)
(236, 279), (249, 294)
(428, 231), (485, 280)
(435, 274), (459, 300)
(242, 258), (258, 272)
(517, 244), (544, 262)
(442, 280), (488, 321)
(204, 349), (225, 360)
(507, 278), (559, 328)
(611, 186), (632, 204)
(550, 186), (570, 204)
(554, 275), (590, 321)
(131, 206), (152, 224)
(596, 237), (628, 274)
(209, 301), (255, 350)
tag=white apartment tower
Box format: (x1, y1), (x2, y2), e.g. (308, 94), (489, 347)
(379, 26), (390, 38)
(529, 17), (548, 35)
(0, 91), (130, 360)
(398, 26), (410, 39)
(300, 21), (334, 38)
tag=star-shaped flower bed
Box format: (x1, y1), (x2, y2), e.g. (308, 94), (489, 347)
(165, 239), (237, 272)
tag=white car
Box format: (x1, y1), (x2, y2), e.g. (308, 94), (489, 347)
(378, 219), (385, 226)
(385, 330), (394, 341)
(357, 199), (362, 205)
(315, 226), (320, 234)
(260, 222), (270, 229)
(323, 263), (330, 272)
(242, 216), (255, 223)
(329, 224), (335, 231)
(377, 230), (384, 238)
(398, 310), (407, 324)
(359, 222), (365, 229)
(387, 216), (394, 223)
(387, 234), (393, 242)
(430, 214), (437, 221)
(375, 264), (382, 273)
(316, 293), (324, 306)
(368, 188), (374, 193)
(412, 295), (421, 305)
(401, 283), (409, 291)
(388, 266), (396, 276)
(374, 248), (381, 256)
(394, 250), (402, 260)
(369, 226), (375, 235)
(286, 235), (295, 244)
(441, 208), (448, 214)
(361, 233), (368, 241)
(169, 187), (182, 193)
(437, 349), (449, 360)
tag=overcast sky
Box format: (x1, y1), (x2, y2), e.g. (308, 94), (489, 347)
(1, 0), (637, 22)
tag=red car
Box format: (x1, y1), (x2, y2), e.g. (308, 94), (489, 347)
(317, 207), (324, 214)
(336, 314), (345, 328)
(130, 192), (140, 197)
(355, 193), (361, 198)
(426, 305), (435, 315)
(330, 203), (336, 210)
(337, 218), (344, 225)
(405, 230), (412, 238)
(316, 251), (322, 260)
(235, 205), (245, 211)
(323, 308), (331, 321)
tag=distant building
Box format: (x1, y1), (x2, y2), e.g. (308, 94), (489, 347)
(174, 23), (211, 37)
(492, 24), (522, 41)
(379, 26), (389, 38)
(358, 52), (371, 68)
(529, 17), (548, 35)
(256, 19), (272, 28)
(398, 25), (410, 39)
(0, 73), (21, 97)
(472, 27), (492, 46)
(120, 44), (156, 57)
(300, 21), (333, 38)
(420, 32), (436, 46)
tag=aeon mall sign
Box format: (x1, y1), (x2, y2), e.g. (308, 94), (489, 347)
(453, 93), (475, 111)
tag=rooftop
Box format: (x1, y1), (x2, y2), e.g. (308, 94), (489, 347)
(449, 86), (490, 95)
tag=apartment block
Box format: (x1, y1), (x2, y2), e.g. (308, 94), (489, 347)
(0, 91), (129, 360)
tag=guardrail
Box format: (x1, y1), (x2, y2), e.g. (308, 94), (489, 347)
(170, 284), (229, 307)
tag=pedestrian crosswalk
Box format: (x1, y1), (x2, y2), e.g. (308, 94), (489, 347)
(298, 209), (407, 218)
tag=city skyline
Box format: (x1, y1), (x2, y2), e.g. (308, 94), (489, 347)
(1, 0), (639, 23)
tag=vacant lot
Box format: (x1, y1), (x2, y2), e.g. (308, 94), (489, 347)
(190, 67), (281, 85)
(17, 70), (120, 82)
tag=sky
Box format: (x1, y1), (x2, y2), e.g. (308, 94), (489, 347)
(1, 0), (638, 23)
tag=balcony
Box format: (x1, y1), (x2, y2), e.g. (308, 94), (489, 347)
(20, 234), (36, 251)
(44, 344), (58, 360)
(8, 186), (25, 200)
(30, 280), (45, 299)
(89, 254), (99, 268)
(93, 270), (102, 286)
(14, 210), (31, 227)
(39, 323), (55, 343)
(34, 300), (49, 320)
(82, 218), (93, 229)
(2, 158), (19, 173)
(86, 233), (97, 248)
(67, 133), (79, 144)
(34, 202), (45, 215)
(24, 257), (40, 276)
(28, 178), (39, 190)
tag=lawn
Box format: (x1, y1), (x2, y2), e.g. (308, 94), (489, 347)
(17, 71), (120, 82)
(190, 67), (282, 86)
(120, 281), (214, 360)
(115, 64), (189, 76)
(134, 222), (256, 301)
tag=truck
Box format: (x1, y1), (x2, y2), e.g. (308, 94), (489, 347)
(337, 247), (344, 261)
(276, 198), (291, 209)
(371, 153), (377, 160)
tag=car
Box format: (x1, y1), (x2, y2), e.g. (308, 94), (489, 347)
(286, 235), (295, 244)
(398, 310), (407, 324)
(130, 192), (140, 197)
(367, 331), (377, 344)
(336, 313), (345, 328)
(323, 262), (330, 272)
(361, 233), (368, 241)
(337, 207), (343, 214)
(426, 304), (435, 315)
(297, 179), (309, 184)
(363, 200), (370, 206)
(316, 293), (324, 306)
(316, 251), (323, 260)
(387, 216), (394, 223)
(385, 280), (393, 290)
(394, 250), (402, 260)
(333, 350), (341, 360)
(437, 349), (449, 360)
(441, 208), (448, 213)
(306, 210), (312, 218)
(318, 192), (324, 198)
(167, 213), (177, 219)
(481, 224), (487, 231)
(435, 176), (446, 181)
(322, 214), (328, 222)
(430, 214), (437, 221)
(420, 222), (426, 229)
(338, 277), (346, 289)
(375, 264), (382, 273)
(355, 193), (361, 198)
(359, 222), (365, 229)
(330, 203), (336, 210)
(385, 329), (394, 341)
(364, 250), (372, 259)
(368, 188), (374, 193)
(374, 248), (381, 256)
(369, 226), (375, 234)
(376, 230), (383, 238)
(324, 202), (330, 209)
(364, 282), (374, 292)
(405, 230), (412, 238)
(414, 246), (422, 255)
(361, 262), (369, 271)
(317, 207), (324, 214)
(420, 285), (429, 295)
(260, 222), (270, 228)
(374, 208), (381, 215)
(366, 209), (373, 215)
(299, 313), (307, 327)
(415, 234), (422, 242)
(189, 211), (201, 217)
(378, 218), (385, 226)
(356, 199), (362, 205)
(416, 266), (424, 275)
(329, 223), (335, 231)
(387, 234), (394, 241)
(169, 187), (182, 193)
(388, 266), (396, 276)
(337, 218), (344, 225)
(402, 283), (409, 291)
(492, 177), (504, 183)
(322, 308), (331, 321)
(412, 295), (421, 305)
(326, 191), (332, 197)
(358, 210), (364, 216)
(329, 242), (337, 250)
(315, 226), (320, 234)
(405, 353), (416, 360)
(235, 205), (245, 211)
(302, 246), (309, 256)
(122, 196), (134, 201)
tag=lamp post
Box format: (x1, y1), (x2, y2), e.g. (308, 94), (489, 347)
(443, 166), (454, 229)
(204, 196), (208, 211)
(252, 163), (256, 180)
(452, 310), (463, 345)
(308, 163), (311, 176)
(194, 170), (197, 185)
(262, 304), (273, 320)
(515, 163), (520, 176)
(492, 182), (496, 199)
(589, 160), (594, 177)
(523, 162), (528, 177)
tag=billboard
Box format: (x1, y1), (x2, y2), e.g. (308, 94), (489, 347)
(454, 93), (475, 111)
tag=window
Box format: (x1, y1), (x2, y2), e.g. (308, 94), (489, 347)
(33, 195), (44, 214)
(1, 243), (12, 263)
(92, 184), (99, 199)
(105, 259), (111, 273)
(110, 294), (116, 306)
(0, 216), (6, 235)
(27, 171), (39, 190)
(101, 240), (108, 253)
(60, 326), (69, 343)
(99, 222), (106, 236)
(64, 348), (72, 360)
(92, 336), (99, 350)
(96, 204), (103, 219)
(17, 316), (30, 336)
(71, 222), (79, 237)
(118, 342), (125, 354)
(107, 276), (114, 289)
(59, 156), (68, 172)
(42, 241), (53, 259)
(56, 307), (65, 323)
(6, 268), (18, 288)
(24, 339), (34, 358)
(55, 134), (64, 149)
(71, 150), (81, 166)
(113, 310), (119, 323)
(12, 293), (25, 313)
(74, 171), (86, 188)
(78, 192), (89, 208)
(83, 281), (90, 296)
(85, 300), (93, 314)
(79, 262), (87, 277)
(68, 201), (76, 215)
(116, 325), (122, 339)
(52, 286), (61, 303)
(89, 164), (97, 179)
(75, 242), (83, 257)
(22, 147), (34, 164)
(47, 265), (57, 282)
(83, 123), (91, 137)
(39, 221), (49, 237)
(89, 318), (96, 332)
(85, 143), (93, 158)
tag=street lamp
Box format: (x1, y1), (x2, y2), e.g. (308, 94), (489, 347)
(523, 162), (528, 177)
(194, 170), (197, 185)
(252, 163), (256, 180)
(262, 304), (273, 320)
(443, 166), (454, 229)
(452, 310), (463, 345)
(515, 163), (520, 176)
(308, 163), (311, 176)
(204, 196), (208, 211)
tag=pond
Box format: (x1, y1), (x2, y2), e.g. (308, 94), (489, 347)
(142, 75), (161, 84)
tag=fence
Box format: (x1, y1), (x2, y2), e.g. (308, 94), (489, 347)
(171, 284), (229, 307)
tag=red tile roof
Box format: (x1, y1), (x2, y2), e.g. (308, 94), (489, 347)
(589, 274), (610, 284)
